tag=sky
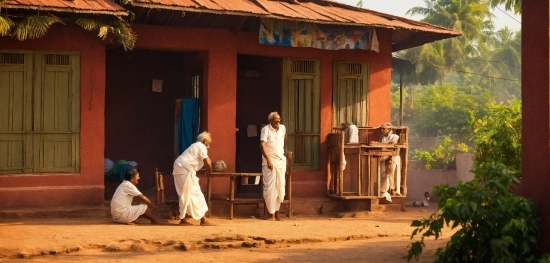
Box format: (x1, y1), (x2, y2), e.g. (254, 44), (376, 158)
(335, 0), (521, 31)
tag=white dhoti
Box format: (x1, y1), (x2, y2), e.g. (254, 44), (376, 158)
(379, 155), (402, 196)
(392, 156), (402, 195)
(262, 155), (286, 214)
(174, 165), (208, 220)
(112, 204), (147, 223)
(379, 171), (392, 202)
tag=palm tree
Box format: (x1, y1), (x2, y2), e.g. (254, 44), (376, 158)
(402, 0), (493, 84)
(0, 2), (136, 50)
(490, 0), (521, 14)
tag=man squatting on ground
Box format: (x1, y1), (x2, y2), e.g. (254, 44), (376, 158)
(110, 167), (162, 224)
(173, 131), (215, 226)
(259, 112), (287, 221)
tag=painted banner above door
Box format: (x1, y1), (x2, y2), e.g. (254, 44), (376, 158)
(259, 18), (378, 52)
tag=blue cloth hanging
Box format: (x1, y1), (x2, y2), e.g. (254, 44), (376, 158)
(177, 98), (200, 155)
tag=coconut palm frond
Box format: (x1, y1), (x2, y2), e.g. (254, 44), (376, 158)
(0, 15), (15, 36)
(111, 19), (136, 51)
(98, 25), (110, 39)
(75, 17), (135, 50)
(75, 18), (101, 32)
(75, 18), (111, 40)
(14, 15), (61, 41)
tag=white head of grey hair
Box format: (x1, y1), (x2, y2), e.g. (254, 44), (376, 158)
(197, 131), (211, 142)
(268, 111), (279, 121)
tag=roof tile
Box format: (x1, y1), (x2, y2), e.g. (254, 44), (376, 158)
(5, 0), (128, 16)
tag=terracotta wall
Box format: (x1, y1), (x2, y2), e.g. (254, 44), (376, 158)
(0, 24), (105, 208)
(518, 0), (550, 251)
(131, 24), (392, 197)
(0, 22), (393, 208)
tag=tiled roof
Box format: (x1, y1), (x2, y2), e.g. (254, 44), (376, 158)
(129, 0), (460, 36)
(4, 0), (128, 16)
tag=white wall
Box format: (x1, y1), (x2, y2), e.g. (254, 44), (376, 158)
(406, 154), (474, 202)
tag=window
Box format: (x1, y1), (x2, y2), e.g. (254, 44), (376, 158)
(192, 72), (201, 98)
(282, 58), (320, 170)
(0, 51), (80, 174)
(332, 62), (369, 127)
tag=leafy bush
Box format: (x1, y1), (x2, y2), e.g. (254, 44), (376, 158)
(413, 136), (469, 169)
(471, 100), (522, 175)
(407, 163), (546, 262)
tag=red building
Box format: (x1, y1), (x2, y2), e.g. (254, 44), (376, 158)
(0, 0), (459, 208)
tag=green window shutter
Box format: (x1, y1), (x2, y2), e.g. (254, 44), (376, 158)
(332, 62), (369, 127)
(282, 58), (320, 170)
(0, 52), (33, 174)
(34, 53), (80, 173)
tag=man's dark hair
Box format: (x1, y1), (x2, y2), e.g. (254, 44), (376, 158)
(125, 167), (140, 181)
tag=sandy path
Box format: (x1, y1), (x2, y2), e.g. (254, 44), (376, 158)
(0, 205), (453, 262)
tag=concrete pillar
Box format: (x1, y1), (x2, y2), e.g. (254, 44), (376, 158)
(518, 0), (550, 252)
(203, 47), (237, 194)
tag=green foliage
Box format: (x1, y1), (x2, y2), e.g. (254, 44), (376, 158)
(396, 82), (491, 137)
(413, 136), (469, 170)
(0, 15), (14, 36)
(0, 1), (135, 50)
(76, 17), (136, 51)
(13, 15), (61, 41)
(407, 163), (545, 262)
(471, 100), (521, 175)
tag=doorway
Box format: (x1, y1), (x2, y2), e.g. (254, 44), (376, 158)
(235, 55), (282, 194)
(104, 48), (204, 198)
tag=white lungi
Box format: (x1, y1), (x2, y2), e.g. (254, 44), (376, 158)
(379, 156), (402, 195)
(110, 181), (148, 223)
(263, 154), (286, 214)
(112, 204), (148, 223)
(174, 163), (208, 220)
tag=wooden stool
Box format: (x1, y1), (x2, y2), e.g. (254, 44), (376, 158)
(155, 168), (179, 220)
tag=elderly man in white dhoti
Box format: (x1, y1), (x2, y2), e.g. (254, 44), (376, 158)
(173, 131), (215, 226)
(110, 167), (162, 224)
(259, 112), (287, 221)
(371, 122), (402, 196)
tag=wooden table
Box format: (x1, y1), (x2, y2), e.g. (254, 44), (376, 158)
(204, 172), (264, 219)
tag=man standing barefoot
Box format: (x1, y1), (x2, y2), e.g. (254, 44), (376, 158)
(259, 112), (287, 221)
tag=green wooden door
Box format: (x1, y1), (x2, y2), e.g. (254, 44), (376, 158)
(0, 52), (33, 174)
(282, 58), (320, 170)
(332, 62), (369, 127)
(0, 51), (80, 175)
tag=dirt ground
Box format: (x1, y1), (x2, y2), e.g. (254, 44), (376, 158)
(0, 204), (453, 263)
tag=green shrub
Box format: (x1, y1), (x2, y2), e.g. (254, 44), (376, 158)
(407, 162), (547, 262)
(471, 100), (522, 175)
(413, 136), (469, 170)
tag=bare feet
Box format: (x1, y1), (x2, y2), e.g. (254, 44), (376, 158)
(126, 221), (137, 225)
(265, 215), (276, 221)
(200, 218), (216, 226)
(179, 219), (194, 226)
(275, 211), (282, 221)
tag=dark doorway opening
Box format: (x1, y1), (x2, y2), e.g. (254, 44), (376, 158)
(104, 47), (204, 199)
(235, 54), (282, 194)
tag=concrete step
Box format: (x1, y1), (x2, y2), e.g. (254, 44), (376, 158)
(0, 204), (110, 219)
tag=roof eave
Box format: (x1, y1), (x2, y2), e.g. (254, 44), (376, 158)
(392, 31), (462, 52)
(3, 4), (129, 16)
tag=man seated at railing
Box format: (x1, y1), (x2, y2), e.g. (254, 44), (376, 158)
(370, 122), (402, 196)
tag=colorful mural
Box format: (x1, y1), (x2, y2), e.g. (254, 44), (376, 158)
(259, 18), (378, 51)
